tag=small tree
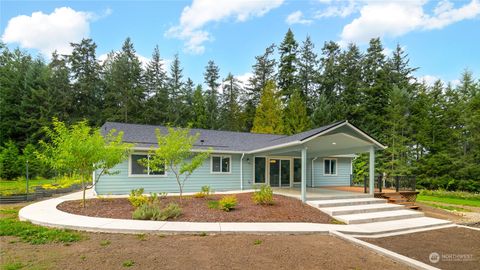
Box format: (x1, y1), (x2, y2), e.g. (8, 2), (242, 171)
(38, 119), (132, 207)
(144, 127), (209, 201)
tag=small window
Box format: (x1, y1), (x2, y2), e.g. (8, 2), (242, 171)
(130, 154), (165, 176)
(293, 158), (302, 182)
(254, 157), (266, 183)
(324, 159), (337, 175)
(212, 155), (231, 173)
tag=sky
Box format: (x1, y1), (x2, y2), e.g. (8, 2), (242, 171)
(1, 0), (479, 86)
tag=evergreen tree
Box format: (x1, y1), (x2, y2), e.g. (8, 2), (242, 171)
(297, 36), (319, 113)
(221, 73), (242, 131)
(245, 44), (277, 130)
(203, 60), (220, 129)
(284, 90), (310, 135)
(69, 38), (103, 124)
(251, 80), (284, 134)
(103, 38), (145, 123)
(338, 44), (363, 122)
(143, 45), (168, 124)
(191, 85), (208, 128)
(166, 54), (184, 125)
(277, 29), (298, 101)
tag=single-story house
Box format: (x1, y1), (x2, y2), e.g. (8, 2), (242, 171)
(95, 120), (386, 202)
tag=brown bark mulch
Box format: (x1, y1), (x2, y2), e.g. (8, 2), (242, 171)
(364, 227), (480, 270)
(57, 193), (335, 223)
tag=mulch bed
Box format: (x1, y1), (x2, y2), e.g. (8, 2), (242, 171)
(57, 193), (335, 223)
(364, 227), (480, 270)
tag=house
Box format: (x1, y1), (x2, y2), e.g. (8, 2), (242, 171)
(95, 120), (386, 202)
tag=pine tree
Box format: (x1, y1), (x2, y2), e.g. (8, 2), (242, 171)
(103, 38), (145, 123)
(69, 38), (103, 124)
(338, 44), (363, 121)
(284, 90), (310, 135)
(297, 36), (319, 113)
(221, 73), (242, 131)
(203, 60), (220, 129)
(191, 85), (208, 128)
(166, 54), (184, 125)
(143, 45), (168, 124)
(48, 51), (72, 122)
(245, 44), (277, 131)
(251, 80), (284, 134)
(277, 29), (298, 101)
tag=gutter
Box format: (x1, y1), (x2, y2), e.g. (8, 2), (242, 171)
(240, 153), (245, 190)
(311, 157), (318, 188)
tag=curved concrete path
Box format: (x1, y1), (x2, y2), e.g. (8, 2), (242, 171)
(19, 191), (453, 235)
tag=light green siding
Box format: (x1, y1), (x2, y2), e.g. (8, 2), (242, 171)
(312, 157), (352, 186)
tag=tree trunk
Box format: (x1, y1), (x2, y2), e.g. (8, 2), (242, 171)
(82, 175), (86, 208)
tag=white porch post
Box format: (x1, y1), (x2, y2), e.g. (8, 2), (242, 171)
(301, 147), (307, 202)
(369, 146), (375, 195)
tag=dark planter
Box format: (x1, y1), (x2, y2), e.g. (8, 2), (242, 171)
(0, 194), (36, 204)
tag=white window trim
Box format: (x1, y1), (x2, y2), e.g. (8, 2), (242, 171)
(323, 158), (338, 176)
(253, 156), (267, 184)
(128, 153), (167, 177)
(210, 155), (232, 174)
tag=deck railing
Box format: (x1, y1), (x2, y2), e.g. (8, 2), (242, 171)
(356, 174), (416, 193)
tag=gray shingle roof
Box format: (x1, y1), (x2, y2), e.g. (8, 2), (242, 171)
(101, 120), (347, 152)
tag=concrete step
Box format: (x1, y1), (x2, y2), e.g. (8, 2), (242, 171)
(307, 198), (387, 208)
(334, 209), (424, 224)
(319, 203), (405, 216)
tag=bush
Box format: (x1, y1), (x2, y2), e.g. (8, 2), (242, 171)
(252, 184), (274, 205)
(218, 195), (237, 211)
(128, 188), (148, 207)
(194, 185), (212, 198)
(0, 140), (22, 180)
(132, 203), (161, 220)
(154, 203), (182, 221)
(132, 202), (182, 221)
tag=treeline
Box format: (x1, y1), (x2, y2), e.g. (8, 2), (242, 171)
(0, 29), (479, 191)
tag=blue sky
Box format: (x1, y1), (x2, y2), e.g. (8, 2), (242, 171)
(1, 0), (479, 86)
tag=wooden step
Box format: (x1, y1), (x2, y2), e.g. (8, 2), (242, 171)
(398, 201), (420, 210)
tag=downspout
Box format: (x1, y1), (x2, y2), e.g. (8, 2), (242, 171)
(311, 157), (318, 188)
(240, 153), (245, 190)
(92, 170), (97, 196)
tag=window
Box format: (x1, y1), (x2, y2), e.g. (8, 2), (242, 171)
(211, 155), (231, 173)
(293, 158), (302, 183)
(254, 157), (266, 183)
(324, 159), (337, 175)
(130, 154), (165, 176)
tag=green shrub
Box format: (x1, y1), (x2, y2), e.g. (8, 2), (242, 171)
(207, 200), (219, 209)
(154, 203), (182, 221)
(132, 203), (161, 220)
(122, 260), (135, 267)
(159, 192), (168, 199)
(128, 188), (148, 207)
(218, 195), (237, 211)
(252, 184), (274, 205)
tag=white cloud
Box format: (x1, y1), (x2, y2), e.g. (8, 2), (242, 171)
(315, 0), (358, 19)
(166, 0), (284, 54)
(419, 74), (461, 87)
(339, 0), (480, 44)
(1, 7), (95, 55)
(286, 11), (312, 25)
(235, 72), (253, 88)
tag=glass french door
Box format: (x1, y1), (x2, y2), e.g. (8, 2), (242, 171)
(269, 159), (291, 187)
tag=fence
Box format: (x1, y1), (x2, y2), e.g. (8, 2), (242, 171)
(351, 174), (416, 193)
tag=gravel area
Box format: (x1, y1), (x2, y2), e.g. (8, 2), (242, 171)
(57, 193), (335, 223)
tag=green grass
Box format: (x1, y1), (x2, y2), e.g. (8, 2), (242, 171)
(0, 178), (54, 195)
(122, 260), (135, 267)
(253, 239), (262, 245)
(417, 195), (480, 207)
(420, 201), (472, 212)
(0, 209), (82, 245)
(1, 262), (24, 270)
(418, 190), (480, 200)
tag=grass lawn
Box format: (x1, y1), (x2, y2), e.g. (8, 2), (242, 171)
(417, 195), (480, 207)
(0, 178), (54, 194)
(419, 201), (472, 212)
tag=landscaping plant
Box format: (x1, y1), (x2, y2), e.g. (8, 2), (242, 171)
(128, 188), (148, 207)
(155, 203), (182, 220)
(194, 185), (212, 198)
(132, 202), (160, 220)
(252, 184), (274, 205)
(218, 195), (237, 211)
(141, 127), (210, 201)
(37, 119), (132, 207)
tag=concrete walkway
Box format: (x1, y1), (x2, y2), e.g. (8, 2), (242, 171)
(19, 190), (453, 236)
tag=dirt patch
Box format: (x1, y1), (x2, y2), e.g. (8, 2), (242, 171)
(57, 193), (335, 223)
(1, 233), (410, 270)
(364, 227), (480, 270)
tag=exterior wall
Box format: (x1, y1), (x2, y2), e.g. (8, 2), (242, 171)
(95, 152), (250, 195)
(312, 157), (352, 187)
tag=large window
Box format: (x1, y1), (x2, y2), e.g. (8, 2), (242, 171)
(130, 154), (165, 176)
(293, 158), (302, 183)
(254, 157), (266, 183)
(211, 155), (231, 173)
(324, 158), (337, 175)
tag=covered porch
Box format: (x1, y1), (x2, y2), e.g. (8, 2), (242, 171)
(250, 121), (386, 202)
